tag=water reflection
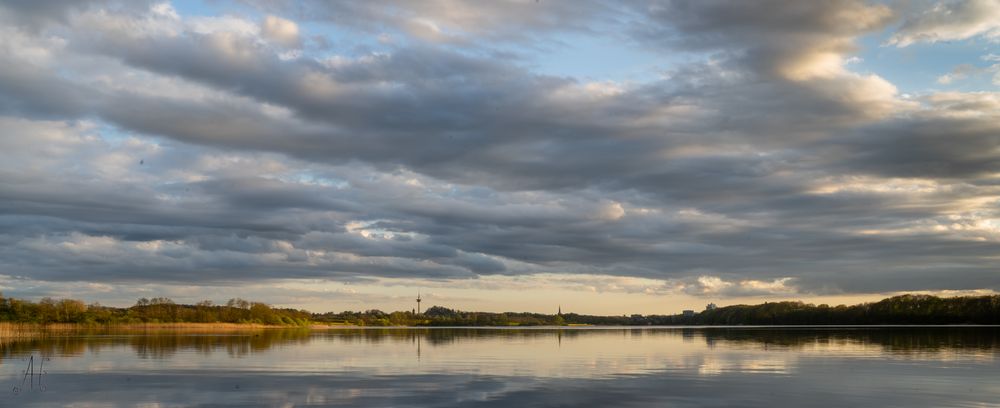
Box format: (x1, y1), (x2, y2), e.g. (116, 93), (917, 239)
(1, 327), (997, 407)
(2, 328), (314, 359)
(696, 327), (1000, 352)
(2, 327), (997, 360)
(3, 327), (997, 361)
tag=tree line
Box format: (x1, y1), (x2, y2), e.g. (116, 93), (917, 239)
(1, 293), (997, 326)
(313, 294), (1000, 326)
(0, 294), (311, 325)
(569, 294), (1000, 326)
(312, 306), (569, 326)
(677, 294), (1000, 325)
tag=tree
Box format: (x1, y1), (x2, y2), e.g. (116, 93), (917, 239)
(37, 297), (57, 323)
(250, 303), (279, 324)
(57, 299), (87, 323)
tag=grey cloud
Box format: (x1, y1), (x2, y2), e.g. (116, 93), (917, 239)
(829, 118), (1000, 179)
(240, 0), (618, 44)
(0, 59), (93, 118)
(0, 0), (153, 30)
(628, 0), (894, 67)
(1, 1), (999, 300)
(190, 177), (358, 211)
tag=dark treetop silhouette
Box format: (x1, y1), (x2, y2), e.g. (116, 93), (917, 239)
(1, 293), (997, 327)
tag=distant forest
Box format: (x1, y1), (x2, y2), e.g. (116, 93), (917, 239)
(0, 293), (998, 326)
(315, 294), (1000, 326)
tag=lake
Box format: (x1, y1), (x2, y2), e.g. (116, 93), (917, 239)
(2, 327), (998, 407)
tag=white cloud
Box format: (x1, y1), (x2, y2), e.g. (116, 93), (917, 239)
(937, 64), (977, 84)
(369, 273), (803, 299)
(261, 15), (300, 48)
(150, 2), (179, 20)
(684, 276), (799, 297)
(888, 0), (1000, 47)
(188, 15), (259, 37)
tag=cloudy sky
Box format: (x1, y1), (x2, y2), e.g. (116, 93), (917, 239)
(1, 0), (999, 314)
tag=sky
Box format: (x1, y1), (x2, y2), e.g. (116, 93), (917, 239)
(1, 0), (999, 315)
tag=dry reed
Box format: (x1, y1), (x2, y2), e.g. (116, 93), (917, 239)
(0, 322), (301, 342)
(0, 322), (44, 339)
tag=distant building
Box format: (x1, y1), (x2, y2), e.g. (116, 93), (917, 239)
(706, 303), (717, 311)
(682, 310), (695, 317)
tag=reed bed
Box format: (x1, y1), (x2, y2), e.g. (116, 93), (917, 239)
(92, 322), (289, 330)
(0, 322), (302, 341)
(0, 322), (44, 339)
(0, 322), (47, 348)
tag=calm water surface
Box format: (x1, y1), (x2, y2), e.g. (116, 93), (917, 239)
(2, 327), (998, 407)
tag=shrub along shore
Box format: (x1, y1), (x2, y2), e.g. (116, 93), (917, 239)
(0, 293), (997, 339)
(0, 295), (312, 327)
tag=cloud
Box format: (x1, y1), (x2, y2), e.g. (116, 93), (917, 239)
(0, 1), (999, 307)
(683, 276), (799, 297)
(630, 0), (905, 126)
(261, 15), (300, 48)
(241, 0), (615, 44)
(937, 63), (978, 83)
(888, 0), (1000, 47)
(0, 0), (155, 31)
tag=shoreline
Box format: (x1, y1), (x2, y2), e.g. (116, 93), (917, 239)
(3, 322), (998, 339)
(0, 322), (309, 339)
